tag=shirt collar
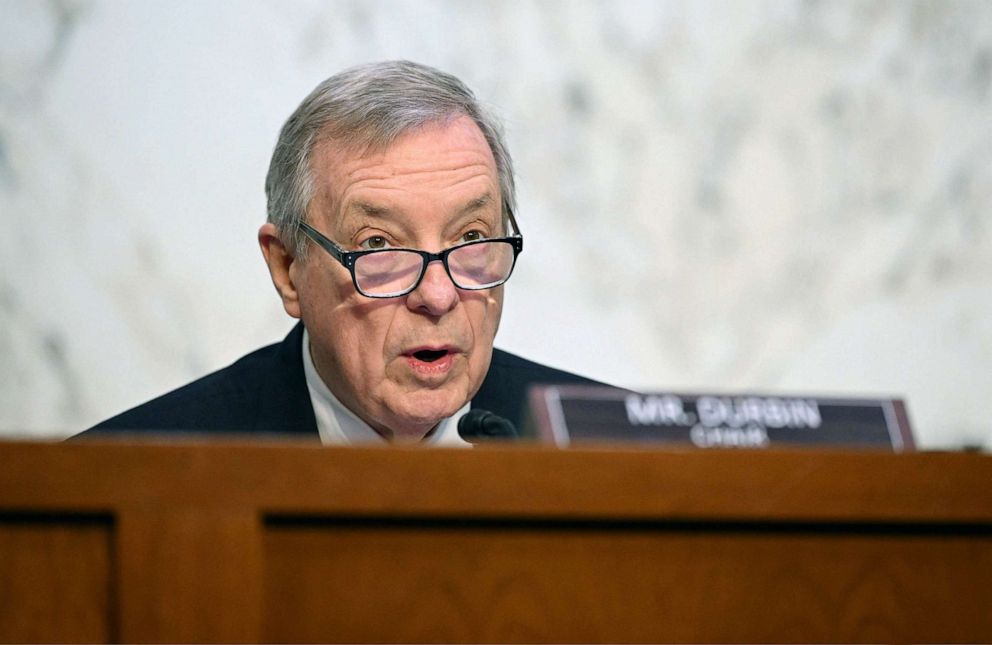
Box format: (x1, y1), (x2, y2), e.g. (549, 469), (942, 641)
(301, 327), (471, 446)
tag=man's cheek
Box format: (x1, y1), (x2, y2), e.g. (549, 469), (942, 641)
(383, 356), (407, 382)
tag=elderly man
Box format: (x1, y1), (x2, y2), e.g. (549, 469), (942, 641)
(87, 61), (596, 444)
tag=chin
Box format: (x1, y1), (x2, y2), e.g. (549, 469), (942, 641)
(385, 388), (466, 439)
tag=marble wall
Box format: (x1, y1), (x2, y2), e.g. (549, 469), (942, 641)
(1, 0), (990, 449)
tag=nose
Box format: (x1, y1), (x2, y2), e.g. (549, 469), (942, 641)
(405, 259), (459, 316)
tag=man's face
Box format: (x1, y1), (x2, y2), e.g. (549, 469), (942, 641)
(288, 117), (504, 440)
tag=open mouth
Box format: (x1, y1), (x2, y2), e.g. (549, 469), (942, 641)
(412, 349), (449, 363)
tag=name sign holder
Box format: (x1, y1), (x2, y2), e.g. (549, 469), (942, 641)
(527, 386), (914, 451)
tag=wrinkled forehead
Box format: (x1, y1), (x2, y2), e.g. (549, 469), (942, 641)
(307, 117), (500, 224)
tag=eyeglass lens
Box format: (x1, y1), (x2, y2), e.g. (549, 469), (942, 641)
(353, 241), (515, 296)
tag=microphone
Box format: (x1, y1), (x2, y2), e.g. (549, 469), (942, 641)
(457, 409), (518, 443)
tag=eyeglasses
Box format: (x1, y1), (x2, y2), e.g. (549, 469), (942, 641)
(297, 210), (524, 299)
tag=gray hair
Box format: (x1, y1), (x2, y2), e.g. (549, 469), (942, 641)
(265, 60), (516, 258)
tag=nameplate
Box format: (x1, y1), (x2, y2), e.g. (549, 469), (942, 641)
(527, 386), (914, 451)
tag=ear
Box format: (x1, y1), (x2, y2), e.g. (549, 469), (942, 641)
(258, 222), (302, 319)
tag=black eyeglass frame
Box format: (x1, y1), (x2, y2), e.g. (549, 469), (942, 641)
(297, 209), (524, 299)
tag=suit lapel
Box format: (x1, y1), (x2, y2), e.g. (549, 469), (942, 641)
(254, 322), (319, 437)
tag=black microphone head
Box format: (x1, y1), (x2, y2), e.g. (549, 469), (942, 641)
(458, 409), (518, 442)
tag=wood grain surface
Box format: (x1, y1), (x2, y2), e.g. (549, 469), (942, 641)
(0, 517), (112, 643)
(0, 440), (989, 643)
(263, 521), (992, 643)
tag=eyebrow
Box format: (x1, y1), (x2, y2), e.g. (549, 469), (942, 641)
(350, 201), (392, 218)
(461, 194), (493, 214)
(336, 193), (501, 245)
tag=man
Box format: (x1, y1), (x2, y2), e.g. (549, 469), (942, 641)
(87, 61), (598, 444)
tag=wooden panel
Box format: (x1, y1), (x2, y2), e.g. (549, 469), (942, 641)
(263, 521), (992, 644)
(117, 508), (263, 643)
(0, 516), (112, 643)
(1, 442), (990, 643)
(3, 443), (991, 522)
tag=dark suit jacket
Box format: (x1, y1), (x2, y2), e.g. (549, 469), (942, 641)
(84, 323), (599, 438)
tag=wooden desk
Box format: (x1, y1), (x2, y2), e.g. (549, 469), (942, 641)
(1, 441), (990, 643)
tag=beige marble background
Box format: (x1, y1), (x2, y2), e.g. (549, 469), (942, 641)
(1, 0), (990, 449)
